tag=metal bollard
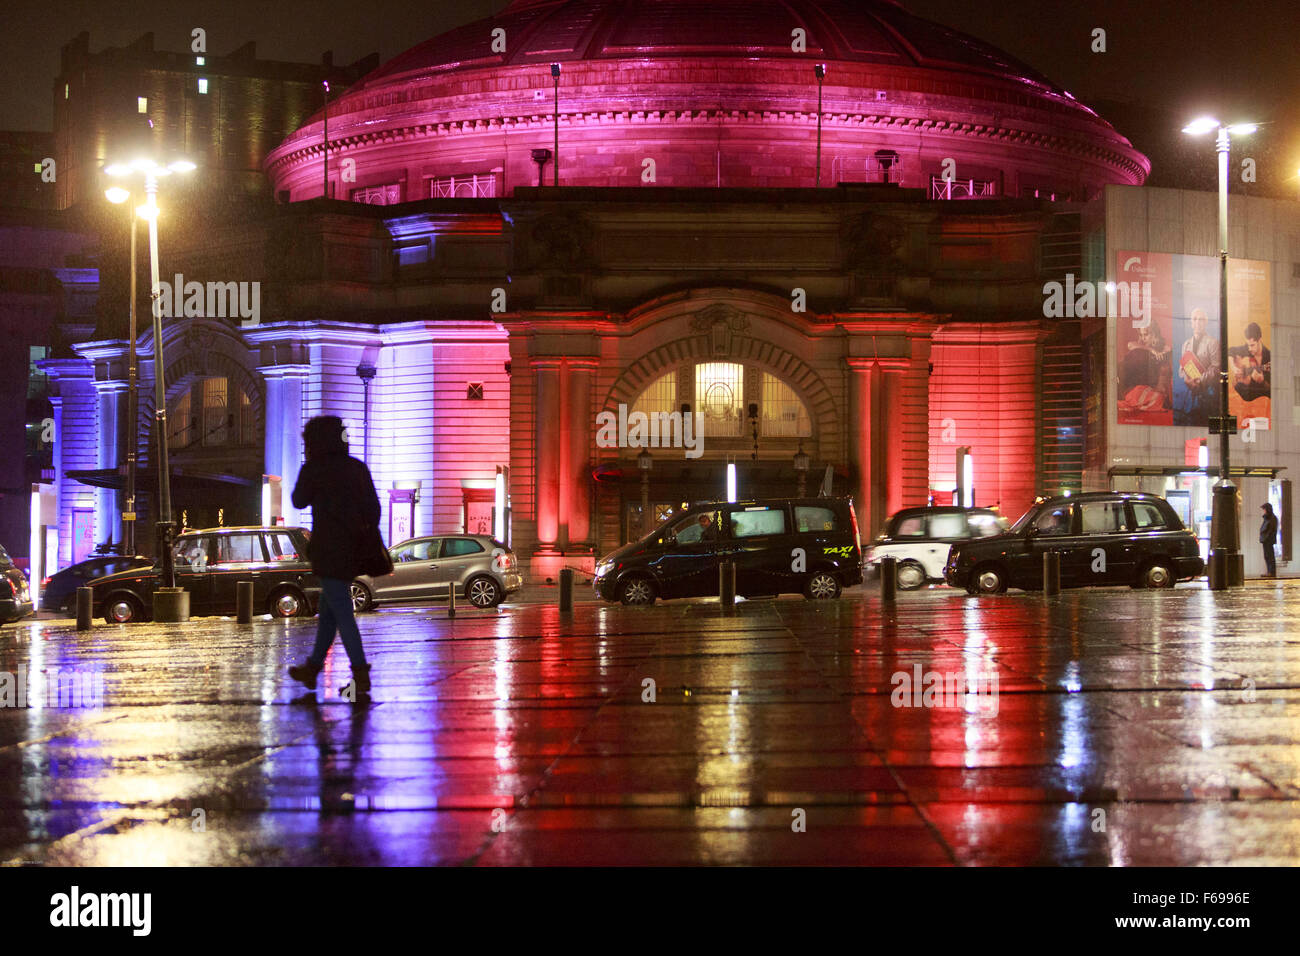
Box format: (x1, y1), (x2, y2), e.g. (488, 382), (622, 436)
(559, 567), (574, 613)
(236, 581), (254, 623)
(75, 586), (92, 631)
(879, 556), (897, 603)
(448, 581), (457, 618)
(1043, 551), (1061, 596)
(719, 559), (736, 613)
(1207, 549), (1227, 591)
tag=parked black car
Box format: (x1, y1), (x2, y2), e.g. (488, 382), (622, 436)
(40, 555), (152, 614)
(944, 492), (1204, 594)
(90, 526), (320, 623)
(594, 496), (863, 605)
(0, 544), (34, 624)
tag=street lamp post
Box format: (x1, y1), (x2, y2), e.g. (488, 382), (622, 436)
(1183, 117), (1255, 589)
(105, 186), (139, 554)
(814, 64), (826, 188)
(322, 80), (330, 199)
(637, 449), (653, 538)
(551, 63), (560, 186)
(105, 157), (195, 619)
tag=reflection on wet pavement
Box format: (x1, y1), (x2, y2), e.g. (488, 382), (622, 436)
(2, 585), (1298, 865)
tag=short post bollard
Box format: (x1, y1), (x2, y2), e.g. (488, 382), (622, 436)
(236, 581), (254, 624)
(448, 582), (457, 619)
(879, 556), (897, 604)
(719, 559), (736, 613)
(559, 567), (574, 613)
(1043, 551), (1061, 596)
(1207, 549), (1227, 591)
(75, 586), (92, 631)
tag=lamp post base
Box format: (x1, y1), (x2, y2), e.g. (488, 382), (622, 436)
(1207, 550), (1245, 590)
(153, 588), (190, 623)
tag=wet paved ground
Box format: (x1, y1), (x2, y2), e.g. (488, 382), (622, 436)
(2, 581), (1299, 865)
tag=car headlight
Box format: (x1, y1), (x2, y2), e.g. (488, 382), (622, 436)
(595, 560), (614, 577)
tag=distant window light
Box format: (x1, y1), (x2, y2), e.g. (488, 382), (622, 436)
(137, 96), (147, 113)
(196, 56), (205, 66)
(64, 83), (69, 99)
(351, 183), (402, 205)
(466, 382), (485, 400)
(198, 78), (208, 94)
(33, 163), (41, 173)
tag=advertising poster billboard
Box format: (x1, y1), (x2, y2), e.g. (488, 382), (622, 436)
(1116, 250), (1271, 428)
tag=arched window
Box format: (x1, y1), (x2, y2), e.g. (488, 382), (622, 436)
(169, 377), (256, 451)
(627, 363), (811, 442)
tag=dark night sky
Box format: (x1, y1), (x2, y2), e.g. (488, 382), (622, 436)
(2, 1), (1297, 193)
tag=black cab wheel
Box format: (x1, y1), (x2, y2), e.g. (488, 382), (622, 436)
(350, 581), (373, 612)
(104, 593), (141, 624)
(803, 572), (841, 600)
(973, 565), (1008, 595)
(618, 577), (656, 606)
(1138, 560), (1175, 589)
(896, 560), (927, 591)
(269, 588), (305, 618)
(466, 576), (502, 608)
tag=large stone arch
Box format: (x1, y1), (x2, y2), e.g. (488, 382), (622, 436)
(137, 321), (266, 434)
(603, 295), (840, 456)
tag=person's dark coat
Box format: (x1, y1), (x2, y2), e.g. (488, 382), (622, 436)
(291, 417), (381, 581)
(1260, 509), (1278, 545)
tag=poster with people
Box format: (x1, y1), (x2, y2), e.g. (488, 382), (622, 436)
(1116, 251), (1271, 428)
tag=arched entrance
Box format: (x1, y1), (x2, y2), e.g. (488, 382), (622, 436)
(596, 298), (841, 549)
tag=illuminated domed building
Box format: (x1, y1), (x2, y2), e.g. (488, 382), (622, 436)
(43, 1), (1158, 581)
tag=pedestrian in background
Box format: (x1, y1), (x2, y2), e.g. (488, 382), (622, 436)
(288, 415), (381, 698)
(1260, 503), (1278, 578)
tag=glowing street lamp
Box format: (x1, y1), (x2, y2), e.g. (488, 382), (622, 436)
(104, 156), (194, 615)
(1181, 116), (1254, 588)
(104, 184), (140, 554)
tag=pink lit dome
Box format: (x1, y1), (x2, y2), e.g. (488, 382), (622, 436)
(264, 0), (1149, 201)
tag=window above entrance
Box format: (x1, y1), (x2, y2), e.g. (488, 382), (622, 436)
(631, 363), (811, 441)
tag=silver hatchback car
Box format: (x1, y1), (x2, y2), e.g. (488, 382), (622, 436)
(351, 534), (523, 611)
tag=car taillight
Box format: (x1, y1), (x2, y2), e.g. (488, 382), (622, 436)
(41, 577), (51, 588)
(494, 552), (516, 571)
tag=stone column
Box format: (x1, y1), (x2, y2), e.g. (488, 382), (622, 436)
(258, 364), (311, 527)
(93, 380), (126, 550)
(564, 359), (597, 549)
(846, 358), (909, 538)
(533, 359), (562, 549)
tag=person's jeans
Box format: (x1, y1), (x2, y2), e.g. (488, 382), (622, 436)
(307, 577), (367, 671)
(1263, 543), (1277, 577)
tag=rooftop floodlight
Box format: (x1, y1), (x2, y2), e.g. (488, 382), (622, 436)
(105, 186), (130, 204)
(815, 63), (826, 79)
(168, 159), (196, 173)
(104, 162), (131, 177)
(1226, 123), (1257, 136)
(1181, 116), (1220, 136)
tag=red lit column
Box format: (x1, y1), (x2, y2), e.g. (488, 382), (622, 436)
(846, 357), (910, 538)
(564, 359), (597, 548)
(533, 359), (562, 549)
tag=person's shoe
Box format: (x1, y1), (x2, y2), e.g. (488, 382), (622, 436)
(288, 661), (322, 690)
(340, 663), (371, 700)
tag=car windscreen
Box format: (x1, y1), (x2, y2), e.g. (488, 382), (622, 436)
(1008, 506), (1040, 534)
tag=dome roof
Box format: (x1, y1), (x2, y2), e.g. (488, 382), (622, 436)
(266, 0), (1148, 200)
(359, 0), (1068, 99)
